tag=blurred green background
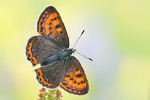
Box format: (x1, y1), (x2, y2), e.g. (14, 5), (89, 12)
(0, 0), (149, 100)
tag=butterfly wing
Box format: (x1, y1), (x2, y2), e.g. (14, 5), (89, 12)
(26, 36), (61, 65)
(37, 6), (69, 48)
(35, 60), (66, 88)
(60, 56), (89, 95)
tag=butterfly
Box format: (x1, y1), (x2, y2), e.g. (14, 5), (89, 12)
(26, 6), (89, 95)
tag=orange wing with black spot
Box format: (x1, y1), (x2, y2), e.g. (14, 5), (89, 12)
(60, 56), (89, 95)
(37, 6), (69, 48)
(26, 36), (61, 65)
(35, 60), (65, 88)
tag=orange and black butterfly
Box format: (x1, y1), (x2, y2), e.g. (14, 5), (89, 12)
(26, 6), (89, 95)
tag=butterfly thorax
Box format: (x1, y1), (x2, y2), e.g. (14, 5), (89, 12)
(41, 48), (76, 66)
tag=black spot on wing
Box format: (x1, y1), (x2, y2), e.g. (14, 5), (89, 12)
(55, 24), (60, 29)
(76, 74), (82, 78)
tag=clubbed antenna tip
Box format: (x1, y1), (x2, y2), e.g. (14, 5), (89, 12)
(89, 58), (93, 61)
(73, 30), (85, 49)
(76, 51), (93, 61)
(81, 30), (85, 35)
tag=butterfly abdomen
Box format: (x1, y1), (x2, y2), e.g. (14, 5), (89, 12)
(41, 49), (73, 66)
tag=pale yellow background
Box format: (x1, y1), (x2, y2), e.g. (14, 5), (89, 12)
(0, 0), (149, 100)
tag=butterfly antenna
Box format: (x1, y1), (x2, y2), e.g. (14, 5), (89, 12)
(75, 51), (93, 61)
(72, 30), (85, 49)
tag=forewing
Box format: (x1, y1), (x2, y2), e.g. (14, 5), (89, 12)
(37, 6), (69, 48)
(26, 35), (61, 65)
(60, 56), (89, 95)
(35, 60), (65, 88)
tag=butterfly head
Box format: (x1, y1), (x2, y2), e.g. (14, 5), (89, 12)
(69, 48), (76, 54)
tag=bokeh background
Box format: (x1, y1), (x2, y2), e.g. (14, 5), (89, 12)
(0, 0), (149, 100)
